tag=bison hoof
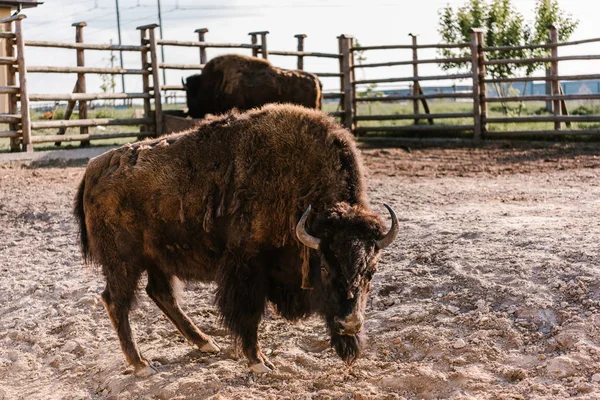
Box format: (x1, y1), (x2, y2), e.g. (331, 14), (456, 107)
(249, 362), (273, 374)
(134, 362), (159, 377)
(199, 339), (221, 353)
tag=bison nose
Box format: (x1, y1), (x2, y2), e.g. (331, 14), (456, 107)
(334, 314), (364, 335)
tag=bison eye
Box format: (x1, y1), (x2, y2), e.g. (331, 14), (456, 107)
(321, 267), (329, 276)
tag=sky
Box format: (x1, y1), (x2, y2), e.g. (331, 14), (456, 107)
(15, 0), (600, 102)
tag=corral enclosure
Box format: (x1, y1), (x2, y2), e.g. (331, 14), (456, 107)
(4, 14), (600, 152)
(2, 142), (600, 399)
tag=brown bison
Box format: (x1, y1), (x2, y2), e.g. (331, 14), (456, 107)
(74, 104), (398, 376)
(183, 54), (322, 119)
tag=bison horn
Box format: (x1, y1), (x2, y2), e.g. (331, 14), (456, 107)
(376, 204), (399, 250)
(181, 77), (186, 88)
(296, 205), (321, 250)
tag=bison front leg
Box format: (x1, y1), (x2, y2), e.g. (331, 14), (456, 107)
(215, 256), (274, 373)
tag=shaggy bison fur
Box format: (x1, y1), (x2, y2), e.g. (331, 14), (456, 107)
(74, 104), (398, 376)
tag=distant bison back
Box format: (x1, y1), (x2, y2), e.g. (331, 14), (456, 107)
(185, 54), (322, 118)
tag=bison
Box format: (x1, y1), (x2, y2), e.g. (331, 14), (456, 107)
(183, 54), (322, 119)
(74, 104), (398, 376)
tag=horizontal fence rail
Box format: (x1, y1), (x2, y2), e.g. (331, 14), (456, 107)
(157, 39), (259, 49)
(354, 57), (471, 69)
(355, 93), (473, 102)
(351, 43), (471, 51)
(354, 73), (472, 85)
(25, 41), (146, 51)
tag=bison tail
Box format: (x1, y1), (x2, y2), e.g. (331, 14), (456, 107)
(73, 175), (91, 264)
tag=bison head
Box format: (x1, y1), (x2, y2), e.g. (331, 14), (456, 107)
(296, 203), (398, 365)
(183, 74), (209, 119)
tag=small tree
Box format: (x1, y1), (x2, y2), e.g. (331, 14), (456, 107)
(530, 0), (578, 111)
(438, 0), (578, 115)
(99, 51), (117, 107)
(353, 39), (381, 114)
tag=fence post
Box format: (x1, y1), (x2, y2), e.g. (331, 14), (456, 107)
(249, 33), (258, 57)
(477, 30), (488, 138)
(148, 26), (163, 137)
(5, 19), (18, 151)
(14, 15), (31, 152)
(338, 34), (354, 132)
(72, 22), (89, 146)
(470, 28), (483, 142)
(295, 34), (306, 70)
(137, 24), (162, 137)
(137, 25), (153, 135)
(409, 33), (420, 125)
(249, 31), (269, 60)
(337, 36), (345, 125)
(195, 28), (208, 64)
(549, 25), (561, 131)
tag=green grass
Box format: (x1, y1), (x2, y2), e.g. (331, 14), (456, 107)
(4, 100), (600, 153)
(324, 99), (600, 141)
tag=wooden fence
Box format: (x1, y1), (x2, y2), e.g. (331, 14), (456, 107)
(3, 16), (600, 152)
(0, 15), (162, 152)
(350, 35), (474, 136)
(476, 26), (600, 138)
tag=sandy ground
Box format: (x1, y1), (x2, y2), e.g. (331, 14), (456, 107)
(2, 142), (600, 399)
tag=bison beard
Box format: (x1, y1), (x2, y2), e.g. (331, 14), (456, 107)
(74, 104), (398, 376)
(331, 332), (365, 366)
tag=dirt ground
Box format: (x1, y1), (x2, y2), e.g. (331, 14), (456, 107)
(2, 141), (600, 399)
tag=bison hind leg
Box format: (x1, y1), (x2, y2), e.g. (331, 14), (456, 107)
(101, 266), (157, 376)
(145, 267), (220, 353)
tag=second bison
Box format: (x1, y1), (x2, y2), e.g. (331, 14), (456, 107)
(183, 54), (322, 118)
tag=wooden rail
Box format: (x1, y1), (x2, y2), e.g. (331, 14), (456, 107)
(29, 92), (151, 101)
(486, 94), (600, 103)
(30, 131), (156, 144)
(351, 43), (470, 51)
(31, 117), (152, 129)
(483, 37), (600, 52)
(355, 93), (472, 102)
(27, 66), (148, 74)
(0, 130), (20, 138)
(25, 41), (146, 51)
(355, 125), (474, 133)
(484, 73), (600, 84)
(354, 57), (471, 69)
(157, 39), (259, 49)
(486, 115), (600, 124)
(354, 73), (472, 85)
(159, 63), (205, 70)
(484, 55), (600, 66)
(266, 50), (341, 59)
(486, 130), (600, 137)
(354, 112), (473, 121)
